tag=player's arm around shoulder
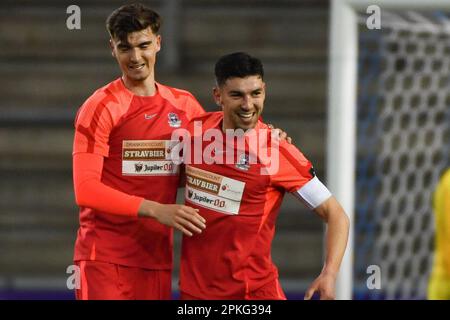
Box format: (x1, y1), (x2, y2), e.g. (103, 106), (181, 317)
(304, 196), (350, 300)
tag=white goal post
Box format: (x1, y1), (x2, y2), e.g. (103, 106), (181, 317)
(328, 0), (450, 300)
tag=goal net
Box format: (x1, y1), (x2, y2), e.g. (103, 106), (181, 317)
(327, 0), (450, 299)
(354, 10), (450, 299)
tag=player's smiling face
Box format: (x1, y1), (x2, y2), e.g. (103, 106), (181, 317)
(215, 75), (265, 131)
(110, 27), (161, 83)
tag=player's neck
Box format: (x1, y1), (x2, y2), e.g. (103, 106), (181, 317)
(121, 75), (157, 97)
(221, 120), (233, 133)
(221, 121), (256, 134)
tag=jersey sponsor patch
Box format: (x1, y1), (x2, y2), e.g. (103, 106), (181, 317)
(122, 140), (179, 176)
(185, 165), (245, 215)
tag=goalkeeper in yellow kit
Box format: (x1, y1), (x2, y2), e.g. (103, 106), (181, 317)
(428, 168), (450, 299)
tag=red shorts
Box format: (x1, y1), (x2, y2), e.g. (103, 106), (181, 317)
(180, 278), (287, 300)
(74, 260), (171, 300)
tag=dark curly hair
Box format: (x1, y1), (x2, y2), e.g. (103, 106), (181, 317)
(106, 3), (161, 42)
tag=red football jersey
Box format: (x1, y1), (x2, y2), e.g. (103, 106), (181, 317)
(73, 78), (204, 269)
(179, 112), (321, 299)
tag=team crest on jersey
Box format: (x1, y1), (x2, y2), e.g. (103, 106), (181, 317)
(235, 154), (250, 171)
(168, 112), (181, 128)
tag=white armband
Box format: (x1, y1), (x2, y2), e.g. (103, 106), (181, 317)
(293, 176), (332, 210)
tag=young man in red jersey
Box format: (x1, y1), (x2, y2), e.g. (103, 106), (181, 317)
(72, 3), (207, 300)
(178, 52), (350, 300)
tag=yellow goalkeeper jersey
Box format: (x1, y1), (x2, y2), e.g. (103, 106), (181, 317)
(428, 168), (450, 299)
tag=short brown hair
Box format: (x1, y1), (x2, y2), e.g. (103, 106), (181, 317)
(106, 3), (161, 42)
(215, 52), (264, 87)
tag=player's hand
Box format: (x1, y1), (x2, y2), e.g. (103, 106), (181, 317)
(304, 272), (336, 300)
(139, 201), (206, 236)
(267, 123), (292, 144)
(154, 203), (206, 237)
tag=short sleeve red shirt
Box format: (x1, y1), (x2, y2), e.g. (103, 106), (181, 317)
(180, 112), (314, 298)
(73, 78), (204, 269)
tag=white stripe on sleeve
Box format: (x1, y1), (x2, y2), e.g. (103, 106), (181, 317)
(293, 176), (332, 210)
